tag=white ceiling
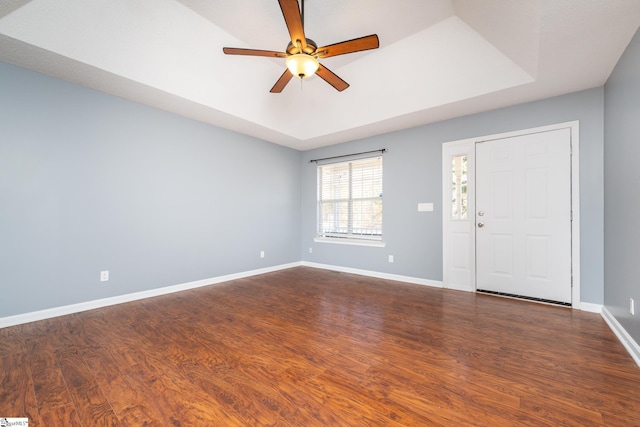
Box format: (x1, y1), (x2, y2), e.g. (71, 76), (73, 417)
(0, 0), (639, 151)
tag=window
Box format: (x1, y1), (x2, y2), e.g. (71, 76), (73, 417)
(451, 155), (468, 220)
(316, 156), (383, 244)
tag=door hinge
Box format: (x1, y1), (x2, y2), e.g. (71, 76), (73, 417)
(571, 276), (573, 287)
(570, 210), (573, 221)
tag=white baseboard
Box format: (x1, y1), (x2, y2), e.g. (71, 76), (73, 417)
(601, 306), (640, 368)
(301, 261), (443, 288)
(579, 302), (602, 313)
(0, 262), (301, 329)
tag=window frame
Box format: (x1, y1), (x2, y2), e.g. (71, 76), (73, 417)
(314, 156), (385, 247)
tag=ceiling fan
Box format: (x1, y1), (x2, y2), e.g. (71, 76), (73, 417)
(222, 0), (379, 93)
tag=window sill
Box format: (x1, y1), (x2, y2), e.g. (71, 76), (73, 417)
(314, 237), (386, 248)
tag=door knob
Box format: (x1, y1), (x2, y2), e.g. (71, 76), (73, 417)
(477, 222), (484, 228)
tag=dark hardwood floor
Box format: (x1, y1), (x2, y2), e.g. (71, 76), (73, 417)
(1, 267), (639, 426)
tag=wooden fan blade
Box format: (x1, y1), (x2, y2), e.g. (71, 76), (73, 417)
(223, 47), (286, 58)
(270, 69), (294, 93)
(278, 0), (307, 52)
(316, 34), (379, 58)
(315, 64), (349, 92)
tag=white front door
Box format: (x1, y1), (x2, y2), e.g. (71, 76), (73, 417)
(475, 128), (572, 303)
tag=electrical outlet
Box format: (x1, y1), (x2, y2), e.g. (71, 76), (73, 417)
(631, 298), (635, 316)
(388, 255), (394, 263)
(100, 270), (109, 282)
(260, 251), (265, 258)
(308, 247), (313, 254)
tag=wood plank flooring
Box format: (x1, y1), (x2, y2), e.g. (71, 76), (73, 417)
(1, 266), (639, 426)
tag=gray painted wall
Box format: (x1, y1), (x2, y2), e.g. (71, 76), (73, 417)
(301, 88), (605, 305)
(0, 56), (609, 319)
(0, 61), (301, 317)
(604, 28), (640, 342)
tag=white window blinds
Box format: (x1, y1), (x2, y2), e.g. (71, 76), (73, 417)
(317, 156), (383, 241)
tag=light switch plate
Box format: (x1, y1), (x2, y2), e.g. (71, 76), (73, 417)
(418, 202), (434, 212)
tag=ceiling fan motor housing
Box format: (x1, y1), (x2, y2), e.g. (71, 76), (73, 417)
(287, 38), (317, 55)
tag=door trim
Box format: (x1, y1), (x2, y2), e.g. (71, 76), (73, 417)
(442, 121), (580, 308)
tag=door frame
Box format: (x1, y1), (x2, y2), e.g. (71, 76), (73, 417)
(442, 121), (580, 308)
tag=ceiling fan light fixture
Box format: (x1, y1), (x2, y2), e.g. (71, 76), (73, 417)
(286, 53), (319, 78)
